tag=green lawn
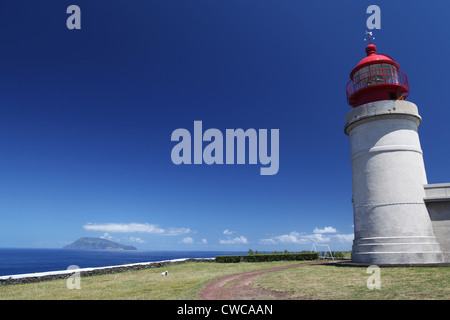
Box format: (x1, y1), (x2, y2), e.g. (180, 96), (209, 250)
(0, 261), (300, 300)
(0, 261), (448, 300)
(254, 264), (450, 300)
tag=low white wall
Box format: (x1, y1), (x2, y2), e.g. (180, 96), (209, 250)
(425, 183), (450, 262)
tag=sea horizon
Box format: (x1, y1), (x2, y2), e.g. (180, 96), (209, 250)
(0, 247), (248, 277)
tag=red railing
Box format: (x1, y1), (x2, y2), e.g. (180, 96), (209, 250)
(346, 69), (409, 103)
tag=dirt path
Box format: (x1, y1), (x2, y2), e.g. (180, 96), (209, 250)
(198, 261), (331, 300)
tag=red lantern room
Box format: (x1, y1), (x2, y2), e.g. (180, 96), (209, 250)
(346, 43), (409, 108)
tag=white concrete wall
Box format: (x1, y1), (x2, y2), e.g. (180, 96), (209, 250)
(345, 100), (443, 264)
(424, 184), (450, 263)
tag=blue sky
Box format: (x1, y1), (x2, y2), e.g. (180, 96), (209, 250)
(0, 1), (449, 251)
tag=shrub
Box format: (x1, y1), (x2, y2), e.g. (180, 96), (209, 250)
(332, 251), (345, 258)
(215, 252), (319, 263)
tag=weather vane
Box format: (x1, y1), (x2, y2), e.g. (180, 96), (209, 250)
(364, 30), (375, 44)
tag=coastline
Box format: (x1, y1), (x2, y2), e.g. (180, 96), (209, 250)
(0, 258), (215, 285)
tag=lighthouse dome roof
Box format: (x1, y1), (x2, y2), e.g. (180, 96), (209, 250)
(350, 44), (400, 78)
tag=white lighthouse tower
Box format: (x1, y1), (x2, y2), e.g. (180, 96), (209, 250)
(345, 41), (443, 264)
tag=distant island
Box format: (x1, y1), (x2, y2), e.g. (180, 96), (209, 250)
(63, 237), (137, 251)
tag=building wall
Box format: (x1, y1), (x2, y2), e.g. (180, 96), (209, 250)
(424, 184), (450, 262)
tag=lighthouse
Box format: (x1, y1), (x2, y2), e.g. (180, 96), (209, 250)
(344, 41), (444, 264)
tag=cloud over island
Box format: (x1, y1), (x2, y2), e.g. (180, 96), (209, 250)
(83, 222), (192, 236)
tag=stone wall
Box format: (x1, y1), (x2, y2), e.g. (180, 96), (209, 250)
(0, 258), (215, 285)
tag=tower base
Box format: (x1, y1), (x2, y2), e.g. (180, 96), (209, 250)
(351, 236), (443, 265)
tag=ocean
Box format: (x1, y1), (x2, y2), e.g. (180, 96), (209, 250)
(0, 248), (247, 276)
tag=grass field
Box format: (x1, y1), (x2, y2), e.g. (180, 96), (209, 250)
(254, 264), (450, 300)
(0, 261), (448, 300)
